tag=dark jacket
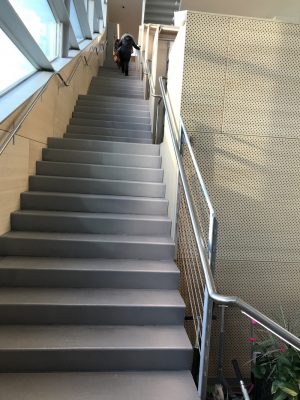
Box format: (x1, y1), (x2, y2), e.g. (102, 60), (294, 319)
(117, 35), (140, 59)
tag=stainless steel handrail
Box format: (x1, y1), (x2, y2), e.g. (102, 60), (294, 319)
(0, 43), (104, 156)
(158, 75), (300, 351)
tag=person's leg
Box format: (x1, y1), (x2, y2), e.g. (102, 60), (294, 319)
(124, 60), (129, 76)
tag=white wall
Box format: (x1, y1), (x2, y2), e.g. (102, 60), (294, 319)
(160, 25), (186, 239)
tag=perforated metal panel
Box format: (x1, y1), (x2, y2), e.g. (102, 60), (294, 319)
(173, 11), (300, 378)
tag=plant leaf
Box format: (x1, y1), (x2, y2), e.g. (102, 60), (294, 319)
(273, 390), (288, 400)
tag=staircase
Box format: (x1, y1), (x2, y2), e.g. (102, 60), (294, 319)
(0, 65), (198, 399)
(143, 0), (180, 25)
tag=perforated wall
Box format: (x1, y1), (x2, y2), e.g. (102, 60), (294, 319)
(173, 11), (300, 378)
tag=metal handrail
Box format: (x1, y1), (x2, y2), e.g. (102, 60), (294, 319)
(158, 75), (300, 351)
(0, 43), (103, 156)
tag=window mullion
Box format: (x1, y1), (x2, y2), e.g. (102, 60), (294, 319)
(74, 0), (92, 39)
(0, 0), (54, 71)
(48, 0), (79, 52)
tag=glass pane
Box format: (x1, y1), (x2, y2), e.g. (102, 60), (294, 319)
(87, 0), (94, 33)
(70, 0), (84, 42)
(9, 0), (59, 61)
(0, 28), (36, 95)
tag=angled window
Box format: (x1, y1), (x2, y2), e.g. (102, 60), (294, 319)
(0, 28), (36, 95)
(8, 0), (60, 61)
(70, 0), (84, 42)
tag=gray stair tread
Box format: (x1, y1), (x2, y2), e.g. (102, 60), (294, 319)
(0, 288), (184, 307)
(0, 325), (191, 349)
(64, 134), (152, 144)
(38, 161), (160, 172)
(0, 371), (199, 400)
(48, 138), (159, 155)
(78, 94), (148, 104)
(21, 191), (167, 204)
(43, 148), (161, 166)
(13, 210), (170, 222)
(2, 231), (174, 245)
(31, 175), (165, 186)
(0, 257), (178, 272)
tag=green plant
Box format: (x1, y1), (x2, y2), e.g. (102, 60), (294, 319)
(252, 337), (300, 400)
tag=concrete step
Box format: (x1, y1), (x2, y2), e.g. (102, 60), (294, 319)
(69, 117), (151, 132)
(0, 232), (175, 259)
(0, 288), (184, 324)
(42, 148), (162, 169)
(29, 176), (166, 198)
(64, 133), (152, 144)
(72, 112), (150, 125)
(66, 125), (151, 139)
(78, 94), (148, 106)
(91, 75), (143, 86)
(21, 191), (168, 215)
(89, 82), (143, 94)
(0, 371), (199, 400)
(0, 257), (179, 288)
(76, 97), (149, 111)
(73, 105), (150, 118)
(47, 138), (159, 156)
(0, 325), (192, 371)
(36, 161), (163, 182)
(88, 87), (144, 99)
(11, 211), (172, 236)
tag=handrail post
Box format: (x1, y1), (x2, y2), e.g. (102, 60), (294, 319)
(198, 216), (218, 398)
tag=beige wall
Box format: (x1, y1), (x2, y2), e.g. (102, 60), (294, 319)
(180, 0), (300, 22)
(108, 0), (142, 41)
(0, 35), (106, 236)
(167, 11), (300, 377)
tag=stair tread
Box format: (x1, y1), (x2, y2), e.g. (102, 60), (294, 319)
(43, 148), (161, 162)
(37, 161), (160, 172)
(0, 288), (184, 307)
(0, 257), (178, 272)
(2, 231), (174, 244)
(13, 210), (171, 222)
(21, 191), (168, 203)
(31, 175), (165, 186)
(0, 325), (191, 349)
(0, 371), (199, 400)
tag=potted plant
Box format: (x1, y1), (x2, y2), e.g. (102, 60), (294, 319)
(252, 334), (300, 400)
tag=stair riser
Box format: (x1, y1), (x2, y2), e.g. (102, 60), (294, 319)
(70, 118), (151, 132)
(0, 306), (184, 325)
(76, 99), (149, 111)
(47, 139), (159, 156)
(0, 270), (179, 289)
(88, 84), (143, 94)
(72, 112), (150, 124)
(64, 134), (152, 144)
(36, 162), (163, 182)
(91, 77), (143, 87)
(29, 177), (166, 198)
(11, 215), (171, 236)
(88, 89), (144, 99)
(0, 238), (175, 259)
(66, 126), (151, 139)
(0, 349), (192, 372)
(78, 94), (148, 104)
(73, 106), (150, 118)
(43, 149), (162, 169)
(21, 193), (168, 216)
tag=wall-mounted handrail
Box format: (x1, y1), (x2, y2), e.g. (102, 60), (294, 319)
(158, 75), (300, 353)
(0, 40), (105, 157)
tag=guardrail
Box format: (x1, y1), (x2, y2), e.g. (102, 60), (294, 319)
(158, 75), (300, 398)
